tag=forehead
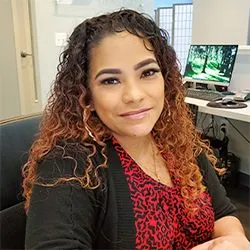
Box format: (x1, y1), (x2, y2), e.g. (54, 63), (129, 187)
(89, 31), (155, 70)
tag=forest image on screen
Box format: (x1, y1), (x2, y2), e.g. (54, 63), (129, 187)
(184, 45), (238, 84)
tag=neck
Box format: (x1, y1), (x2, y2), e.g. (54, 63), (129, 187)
(112, 133), (153, 160)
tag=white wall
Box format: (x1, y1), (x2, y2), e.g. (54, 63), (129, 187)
(192, 0), (250, 45)
(193, 0), (250, 176)
(31, 0), (154, 106)
(230, 51), (250, 92)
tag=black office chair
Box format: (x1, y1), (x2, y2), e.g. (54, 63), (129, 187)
(0, 113), (41, 249)
(0, 202), (26, 249)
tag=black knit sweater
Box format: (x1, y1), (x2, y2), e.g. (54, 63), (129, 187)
(25, 140), (236, 249)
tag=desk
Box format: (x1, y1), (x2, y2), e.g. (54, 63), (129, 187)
(185, 97), (250, 123)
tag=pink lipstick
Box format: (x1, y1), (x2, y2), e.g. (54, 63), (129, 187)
(120, 108), (151, 120)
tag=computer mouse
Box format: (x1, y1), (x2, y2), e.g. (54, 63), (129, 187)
(221, 99), (237, 105)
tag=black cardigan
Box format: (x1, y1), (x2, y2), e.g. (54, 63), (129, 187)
(25, 140), (236, 249)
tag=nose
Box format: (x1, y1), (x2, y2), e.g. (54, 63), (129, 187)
(122, 80), (145, 104)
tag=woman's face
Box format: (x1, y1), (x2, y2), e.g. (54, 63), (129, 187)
(88, 31), (165, 139)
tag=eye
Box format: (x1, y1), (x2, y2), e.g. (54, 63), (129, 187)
(141, 68), (160, 78)
(100, 78), (120, 85)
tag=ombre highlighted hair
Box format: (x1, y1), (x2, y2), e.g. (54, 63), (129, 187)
(23, 9), (217, 212)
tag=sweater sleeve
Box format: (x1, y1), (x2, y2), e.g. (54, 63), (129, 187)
(197, 153), (237, 221)
(25, 147), (103, 249)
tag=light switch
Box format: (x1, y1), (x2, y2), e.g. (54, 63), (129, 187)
(56, 0), (73, 5)
(55, 32), (68, 47)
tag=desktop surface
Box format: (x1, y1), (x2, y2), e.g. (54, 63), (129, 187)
(185, 97), (250, 123)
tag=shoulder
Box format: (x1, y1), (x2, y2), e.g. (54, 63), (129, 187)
(195, 151), (220, 191)
(36, 141), (105, 181)
(196, 151), (237, 219)
(196, 151), (210, 169)
(196, 151), (214, 181)
(196, 151), (220, 189)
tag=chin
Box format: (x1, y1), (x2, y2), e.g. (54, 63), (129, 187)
(126, 125), (154, 137)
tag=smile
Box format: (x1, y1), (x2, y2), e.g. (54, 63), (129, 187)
(120, 108), (151, 120)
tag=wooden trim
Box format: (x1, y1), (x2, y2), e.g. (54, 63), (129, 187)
(0, 112), (42, 125)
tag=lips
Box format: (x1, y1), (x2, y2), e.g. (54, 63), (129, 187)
(120, 108), (151, 119)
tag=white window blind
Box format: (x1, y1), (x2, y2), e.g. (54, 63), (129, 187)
(156, 4), (193, 74)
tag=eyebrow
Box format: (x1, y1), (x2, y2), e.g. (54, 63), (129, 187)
(95, 68), (122, 80)
(94, 58), (158, 80)
(134, 58), (158, 70)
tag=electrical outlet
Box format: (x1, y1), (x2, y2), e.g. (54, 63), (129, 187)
(55, 32), (68, 47)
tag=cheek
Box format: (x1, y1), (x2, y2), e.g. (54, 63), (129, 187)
(92, 102), (112, 128)
(153, 79), (165, 101)
(155, 81), (165, 112)
(92, 93), (116, 118)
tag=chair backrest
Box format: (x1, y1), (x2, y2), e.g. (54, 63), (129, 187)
(0, 113), (41, 210)
(0, 202), (26, 249)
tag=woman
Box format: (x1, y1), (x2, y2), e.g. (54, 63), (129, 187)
(23, 9), (249, 250)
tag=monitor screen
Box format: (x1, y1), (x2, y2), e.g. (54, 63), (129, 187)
(183, 44), (238, 86)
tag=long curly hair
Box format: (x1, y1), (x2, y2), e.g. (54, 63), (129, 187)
(23, 9), (217, 212)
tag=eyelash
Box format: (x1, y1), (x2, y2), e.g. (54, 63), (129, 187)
(141, 68), (160, 78)
(100, 78), (119, 85)
(100, 68), (161, 85)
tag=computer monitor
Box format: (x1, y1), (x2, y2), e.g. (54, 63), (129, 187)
(183, 44), (238, 87)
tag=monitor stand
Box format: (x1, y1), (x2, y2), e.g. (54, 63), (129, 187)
(215, 85), (228, 92)
(188, 81), (229, 93)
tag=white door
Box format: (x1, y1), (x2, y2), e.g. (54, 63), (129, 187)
(11, 0), (41, 116)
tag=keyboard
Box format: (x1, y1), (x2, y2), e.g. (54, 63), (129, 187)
(186, 88), (223, 101)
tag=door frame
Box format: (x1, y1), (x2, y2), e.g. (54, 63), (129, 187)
(11, 0), (42, 115)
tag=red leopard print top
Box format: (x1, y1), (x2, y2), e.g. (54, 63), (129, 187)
(113, 139), (215, 250)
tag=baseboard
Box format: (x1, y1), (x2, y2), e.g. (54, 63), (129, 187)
(239, 172), (250, 189)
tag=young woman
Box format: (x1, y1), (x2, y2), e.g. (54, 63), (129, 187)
(23, 9), (250, 250)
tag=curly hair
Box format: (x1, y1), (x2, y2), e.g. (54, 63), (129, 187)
(22, 9), (217, 212)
